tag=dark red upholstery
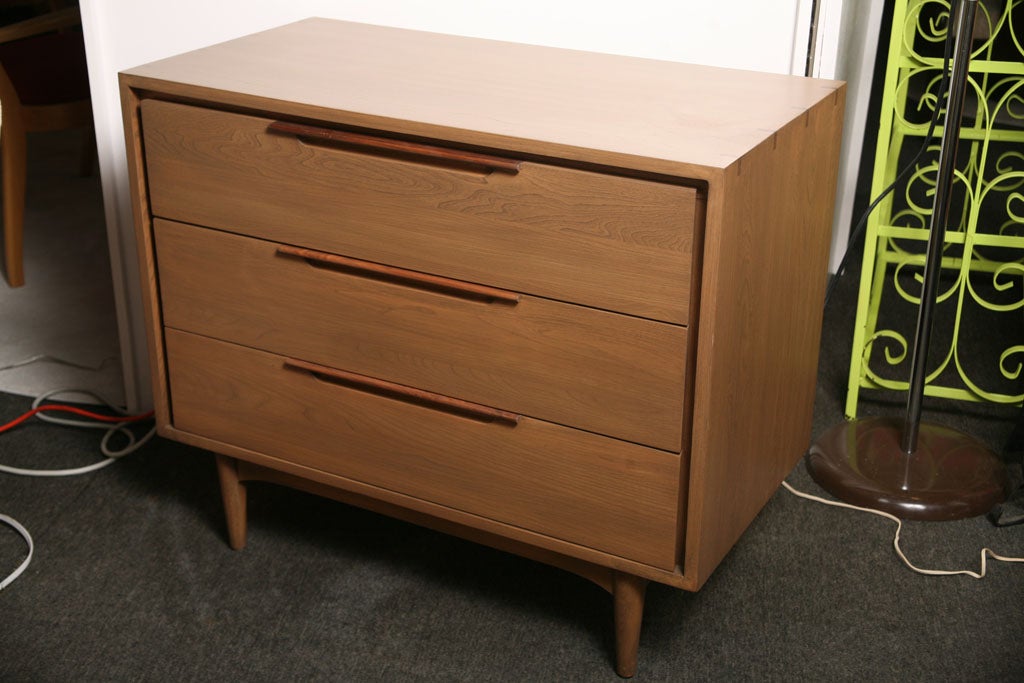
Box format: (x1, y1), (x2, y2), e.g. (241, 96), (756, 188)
(0, 29), (88, 105)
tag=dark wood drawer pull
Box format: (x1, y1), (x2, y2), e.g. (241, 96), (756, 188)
(268, 121), (523, 174)
(284, 358), (521, 426)
(276, 245), (521, 304)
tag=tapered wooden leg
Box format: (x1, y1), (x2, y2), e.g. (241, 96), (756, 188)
(215, 454), (248, 550)
(2, 116), (27, 287)
(612, 571), (648, 678)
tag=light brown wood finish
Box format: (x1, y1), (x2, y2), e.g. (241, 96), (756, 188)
(229, 455), (645, 677)
(177, 429), (689, 589)
(215, 454), (247, 550)
(232, 457), (618, 592)
(282, 357), (522, 427)
(683, 91), (846, 589)
(1, 101), (27, 286)
(119, 85), (171, 427)
(141, 100), (697, 324)
(612, 572), (648, 678)
(122, 18), (839, 179)
(119, 19), (845, 675)
(276, 244), (523, 304)
(0, 6), (92, 287)
(165, 329), (682, 570)
(154, 219), (688, 451)
(267, 120), (524, 173)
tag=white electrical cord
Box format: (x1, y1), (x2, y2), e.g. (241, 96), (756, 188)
(0, 388), (155, 590)
(0, 513), (33, 591)
(783, 480), (1024, 579)
(0, 388), (155, 476)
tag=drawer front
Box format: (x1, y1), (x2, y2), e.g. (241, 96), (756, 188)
(141, 99), (697, 324)
(165, 329), (682, 569)
(155, 219), (687, 451)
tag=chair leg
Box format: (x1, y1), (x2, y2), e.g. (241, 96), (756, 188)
(1, 117), (27, 287)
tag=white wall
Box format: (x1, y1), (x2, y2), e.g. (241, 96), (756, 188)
(79, 0), (816, 410)
(812, 0), (885, 273)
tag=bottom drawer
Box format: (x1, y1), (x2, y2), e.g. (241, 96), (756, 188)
(165, 329), (682, 569)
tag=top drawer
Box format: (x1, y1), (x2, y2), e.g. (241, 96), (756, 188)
(140, 99), (697, 324)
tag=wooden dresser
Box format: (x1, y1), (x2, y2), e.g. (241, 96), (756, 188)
(120, 19), (843, 677)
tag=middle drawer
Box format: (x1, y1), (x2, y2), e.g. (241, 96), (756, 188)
(155, 219), (688, 452)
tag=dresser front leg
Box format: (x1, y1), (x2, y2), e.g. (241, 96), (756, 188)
(612, 571), (648, 678)
(215, 454), (248, 550)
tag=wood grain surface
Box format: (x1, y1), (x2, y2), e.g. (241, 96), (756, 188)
(683, 88), (845, 589)
(165, 329), (682, 569)
(119, 19), (846, 600)
(121, 18), (841, 178)
(141, 99), (697, 324)
(155, 219), (688, 451)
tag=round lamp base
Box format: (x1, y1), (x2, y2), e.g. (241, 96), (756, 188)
(806, 417), (1009, 521)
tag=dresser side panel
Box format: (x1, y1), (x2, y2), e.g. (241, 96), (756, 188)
(118, 79), (170, 424)
(684, 86), (845, 588)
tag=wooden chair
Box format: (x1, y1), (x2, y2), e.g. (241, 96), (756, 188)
(0, 5), (92, 287)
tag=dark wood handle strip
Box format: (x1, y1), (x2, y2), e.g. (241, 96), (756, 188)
(284, 358), (521, 426)
(276, 245), (521, 304)
(268, 121), (523, 174)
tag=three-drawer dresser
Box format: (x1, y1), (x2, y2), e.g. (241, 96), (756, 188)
(120, 19), (843, 677)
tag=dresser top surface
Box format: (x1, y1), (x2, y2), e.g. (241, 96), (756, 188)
(122, 18), (842, 175)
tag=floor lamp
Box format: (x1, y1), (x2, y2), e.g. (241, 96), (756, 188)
(806, 0), (1009, 521)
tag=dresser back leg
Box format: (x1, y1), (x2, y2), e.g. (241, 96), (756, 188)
(612, 571), (648, 677)
(215, 454), (248, 550)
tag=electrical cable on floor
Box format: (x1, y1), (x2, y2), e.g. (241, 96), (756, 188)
(782, 480), (1024, 579)
(0, 389), (155, 590)
(0, 389), (156, 476)
(0, 513), (33, 592)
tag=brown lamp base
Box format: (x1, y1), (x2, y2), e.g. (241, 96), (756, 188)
(806, 417), (1009, 521)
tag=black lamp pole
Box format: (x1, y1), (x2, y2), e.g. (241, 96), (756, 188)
(901, 0), (978, 455)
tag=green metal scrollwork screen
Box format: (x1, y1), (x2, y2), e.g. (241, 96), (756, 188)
(847, 0), (1024, 417)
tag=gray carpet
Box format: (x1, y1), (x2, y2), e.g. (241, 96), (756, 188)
(1, 250), (1022, 681)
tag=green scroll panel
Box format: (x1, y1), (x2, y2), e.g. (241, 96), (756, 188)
(846, 0), (1024, 418)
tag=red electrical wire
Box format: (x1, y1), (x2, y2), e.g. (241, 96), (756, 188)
(0, 404), (154, 435)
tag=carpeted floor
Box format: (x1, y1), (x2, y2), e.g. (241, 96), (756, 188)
(1, 235), (1022, 681)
